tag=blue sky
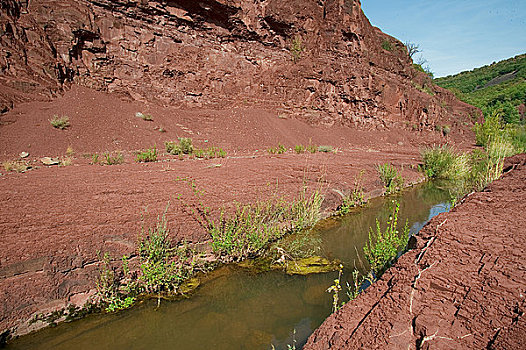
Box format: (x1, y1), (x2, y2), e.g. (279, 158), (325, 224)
(361, 0), (526, 77)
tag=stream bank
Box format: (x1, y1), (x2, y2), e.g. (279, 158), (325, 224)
(5, 181), (454, 349)
(304, 154), (526, 349)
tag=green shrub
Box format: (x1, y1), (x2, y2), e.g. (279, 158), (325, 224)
(136, 147), (158, 163)
(376, 163), (404, 194)
(207, 191), (323, 261)
(2, 160), (30, 173)
(268, 143), (287, 154)
(381, 39), (392, 51)
(294, 145), (305, 154)
(193, 147), (226, 159)
(306, 144), (317, 154)
(50, 115), (70, 129)
(363, 202), (409, 275)
(317, 145), (334, 153)
(421, 145), (469, 180)
(290, 36), (304, 62)
(103, 152), (124, 165)
(166, 138), (194, 155)
(474, 112), (502, 147)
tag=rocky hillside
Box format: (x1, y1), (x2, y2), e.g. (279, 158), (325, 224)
(1, 0), (476, 129)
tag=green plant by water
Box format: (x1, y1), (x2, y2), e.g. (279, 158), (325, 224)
(363, 202), (409, 276)
(376, 163), (404, 195)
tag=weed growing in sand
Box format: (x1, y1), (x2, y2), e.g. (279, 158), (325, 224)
(421, 141), (512, 195)
(376, 163), (404, 195)
(317, 145), (334, 153)
(91, 154), (99, 164)
(381, 39), (393, 51)
(193, 147), (226, 159)
(338, 170), (367, 215)
(290, 36), (304, 63)
(104, 152), (124, 165)
(306, 143), (317, 154)
(138, 211), (195, 294)
(136, 112), (153, 121)
(294, 145), (305, 154)
(50, 115), (70, 129)
(136, 147), (158, 163)
(177, 178), (323, 262)
(346, 269), (367, 302)
(420, 145), (469, 181)
(268, 143), (287, 154)
(66, 146), (75, 156)
(326, 265), (343, 313)
(2, 160), (30, 173)
(95, 209), (207, 311)
(441, 125), (451, 136)
(95, 252), (133, 312)
(165, 138), (194, 155)
(363, 202), (409, 276)
(166, 138), (226, 159)
(59, 157), (73, 167)
(207, 191), (323, 260)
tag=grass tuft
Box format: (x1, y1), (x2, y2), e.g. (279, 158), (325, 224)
(136, 147), (158, 163)
(2, 160), (30, 173)
(376, 163), (404, 194)
(166, 138), (194, 155)
(364, 202), (409, 276)
(50, 115), (70, 129)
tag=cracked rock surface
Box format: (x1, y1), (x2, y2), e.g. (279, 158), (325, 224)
(304, 154), (526, 349)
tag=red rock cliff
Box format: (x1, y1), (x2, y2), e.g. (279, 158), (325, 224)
(1, 0), (477, 129)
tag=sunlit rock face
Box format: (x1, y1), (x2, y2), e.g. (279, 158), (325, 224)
(0, 0), (477, 128)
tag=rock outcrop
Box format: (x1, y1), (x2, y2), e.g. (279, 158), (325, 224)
(1, 0), (477, 128)
(304, 154), (526, 349)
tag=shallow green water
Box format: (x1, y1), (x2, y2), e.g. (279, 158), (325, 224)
(8, 182), (451, 350)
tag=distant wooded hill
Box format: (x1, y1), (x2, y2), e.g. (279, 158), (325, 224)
(435, 54), (526, 123)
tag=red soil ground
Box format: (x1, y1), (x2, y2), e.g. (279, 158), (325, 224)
(0, 86), (472, 337)
(304, 154), (526, 349)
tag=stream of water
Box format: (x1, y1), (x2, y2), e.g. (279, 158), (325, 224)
(8, 182), (452, 350)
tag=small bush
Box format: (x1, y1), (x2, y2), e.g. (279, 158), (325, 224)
(136, 147), (158, 163)
(381, 39), (392, 51)
(268, 143), (287, 154)
(376, 163), (404, 194)
(193, 147), (226, 159)
(442, 125), (451, 136)
(66, 146), (75, 156)
(103, 152), (124, 165)
(317, 145), (333, 153)
(364, 202), (409, 275)
(421, 145), (469, 180)
(166, 138), (193, 155)
(59, 157), (73, 167)
(2, 160), (30, 173)
(473, 112), (502, 147)
(50, 115), (70, 129)
(290, 36), (304, 62)
(206, 191), (323, 261)
(306, 144), (317, 153)
(294, 145), (305, 154)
